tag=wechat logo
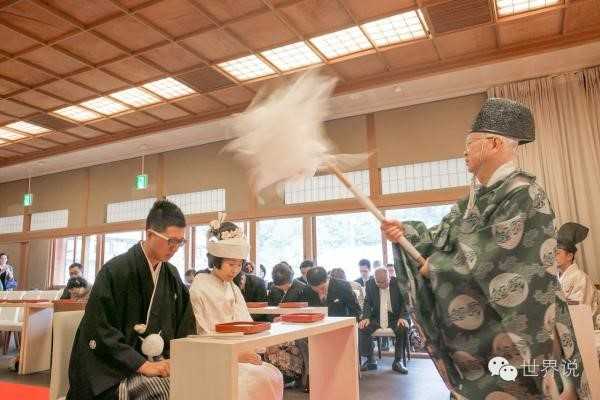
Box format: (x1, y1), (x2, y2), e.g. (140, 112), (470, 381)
(488, 356), (518, 382)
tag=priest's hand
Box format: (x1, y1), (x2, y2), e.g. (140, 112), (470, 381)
(381, 219), (405, 243)
(238, 351), (263, 365)
(397, 319), (409, 329)
(419, 258), (430, 279)
(358, 319), (370, 329)
(137, 360), (170, 378)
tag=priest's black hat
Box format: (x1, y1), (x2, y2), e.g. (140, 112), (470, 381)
(470, 98), (535, 144)
(557, 222), (589, 253)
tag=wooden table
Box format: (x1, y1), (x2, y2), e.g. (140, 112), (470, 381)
(247, 306), (328, 316)
(0, 302), (53, 375)
(52, 300), (87, 313)
(171, 317), (358, 400)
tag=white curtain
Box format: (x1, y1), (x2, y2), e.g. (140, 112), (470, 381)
(489, 66), (600, 282)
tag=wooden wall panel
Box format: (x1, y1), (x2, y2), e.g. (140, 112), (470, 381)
(162, 141), (251, 213)
(375, 93), (486, 167)
(87, 155), (161, 226)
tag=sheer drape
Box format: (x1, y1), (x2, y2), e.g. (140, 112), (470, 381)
(489, 66), (600, 282)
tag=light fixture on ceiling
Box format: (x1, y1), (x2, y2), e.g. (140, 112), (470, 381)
(143, 77), (196, 99)
(261, 41), (322, 71)
(217, 55), (276, 81)
(496, 0), (560, 17)
(109, 87), (161, 107)
(136, 154), (148, 190)
(81, 96), (130, 115)
(309, 26), (373, 59)
(361, 10), (428, 47)
(23, 174), (33, 207)
(6, 121), (50, 135)
(53, 105), (102, 122)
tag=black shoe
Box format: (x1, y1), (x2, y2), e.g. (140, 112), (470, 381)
(392, 360), (408, 374)
(361, 360), (378, 371)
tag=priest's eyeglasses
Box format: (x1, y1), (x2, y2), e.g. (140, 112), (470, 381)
(148, 229), (187, 248)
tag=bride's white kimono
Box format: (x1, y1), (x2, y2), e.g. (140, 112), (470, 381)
(189, 272), (283, 400)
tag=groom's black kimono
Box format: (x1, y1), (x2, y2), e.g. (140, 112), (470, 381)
(67, 243), (195, 400)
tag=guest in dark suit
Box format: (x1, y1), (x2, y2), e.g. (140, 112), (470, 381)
(265, 262), (310, 390)
(353, 259), (371, 287)
(359, 267), (410, 374)
(234, 270), (267, 303)
(295, 260), (313, 285)
(268, 262), (308, 305)
(306, 267), (361, 320)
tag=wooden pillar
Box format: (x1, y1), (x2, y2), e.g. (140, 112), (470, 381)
(156, 153), (165, 199)
(302, 216), (313, 261)
(366, 113), (382, 201)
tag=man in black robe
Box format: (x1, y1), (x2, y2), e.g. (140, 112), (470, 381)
(295, 260), (313, 285)
(67, 200), (196, 400)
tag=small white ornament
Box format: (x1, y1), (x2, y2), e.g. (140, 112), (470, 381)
(140, 333), (164, 361)
(89, 339), (97, 350)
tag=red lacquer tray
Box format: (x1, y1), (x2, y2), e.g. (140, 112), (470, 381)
(215, 321), (271, 335)
(281, 313), (325, 323)
(279, 302), (308, 308)
(246, 302), (268, 308)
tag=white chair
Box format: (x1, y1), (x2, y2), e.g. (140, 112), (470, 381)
(50, 310), (84, 400)
(0, 291), (25, 353)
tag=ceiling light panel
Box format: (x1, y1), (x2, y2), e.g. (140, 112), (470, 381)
(6, 121), (50, 135)
(0, 128), (26, 140)
(53, 105), (102, 122)
(218, 55), (276, 81)
(309, 26), (373, 59)
(261, 41), (322, 71)
(109, 87), (161, 107)
(143, 78), (196, 99)
(496, 0), (560, 16)
(81, 96), (130, 115)
(361, 11), (428, 47)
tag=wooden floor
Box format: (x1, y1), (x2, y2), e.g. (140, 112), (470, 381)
(0, 346), (449, 400)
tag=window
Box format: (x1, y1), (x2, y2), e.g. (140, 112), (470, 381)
(53, 236), (82, 286)
(385, 204), (453, 262)
(256, 218), (303, 281)
(193, 222), (247, 270)
(381, 158), (471, 195)
(83, 235), (98, 284)
(104, 231), (143, 263)
(285, 170), (370, 204)
(316, 212), (381, 281)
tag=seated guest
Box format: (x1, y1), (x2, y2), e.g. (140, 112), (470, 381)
(295, 260), (313, 285)
(354, 259), (371, 287)
(264, 262), (309, 390)
(306, 267), (361, 319)
(184, 269), (196, 287)
(268, 262), (309, 305)
(190, 215), (283, 400)
(386, 263), (396, 278)
(234, 262), (267, 303)
(358, 267), (409, 374)
(60, 262), (85, 299)
(330, 268), (364, 310)
(258, 264), (267, 280)
(65, 276), (91, 301)
(67, 200), (196, 400)
(556, 222), (596, 306)
(0, 253), (17, 290)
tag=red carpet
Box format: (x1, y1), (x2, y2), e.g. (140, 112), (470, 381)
(0, 382), (49, 400)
